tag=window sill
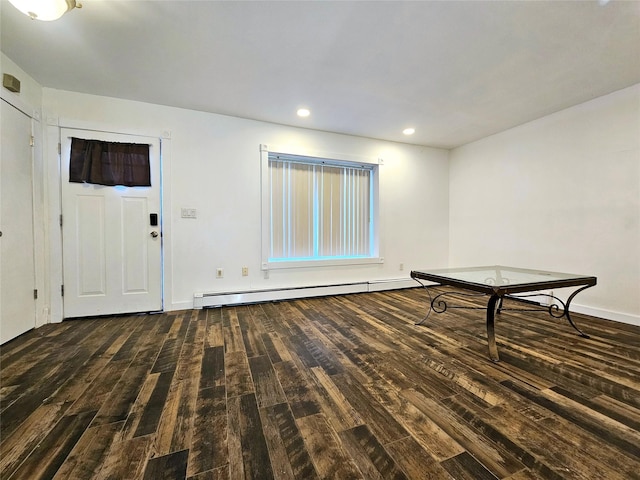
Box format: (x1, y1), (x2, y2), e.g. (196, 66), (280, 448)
(262, 256), (384, 270)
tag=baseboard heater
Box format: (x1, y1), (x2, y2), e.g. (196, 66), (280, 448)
(193, 278), (417, 309)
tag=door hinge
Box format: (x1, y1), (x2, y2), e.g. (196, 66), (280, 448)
(58, 143), (61, 155)
(30, 135), (35, 147)
(61, 285), (64, 297)
(34, 289), (38, 299)
(60, 214), (63, 227)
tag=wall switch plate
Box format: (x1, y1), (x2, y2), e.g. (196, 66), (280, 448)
(216, 268), (224, 278)
(181, 208), (197, 218)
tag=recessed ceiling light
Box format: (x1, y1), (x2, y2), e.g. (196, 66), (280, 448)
(297, 108), (311, 117)
(403, 128), (415, 135)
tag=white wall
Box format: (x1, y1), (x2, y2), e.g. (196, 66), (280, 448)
(17, 56), (637, 326)
(43, 89), (450, 314)
(449, 84), (640, 324)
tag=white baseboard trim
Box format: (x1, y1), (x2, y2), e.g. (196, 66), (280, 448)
(193, 278), (416, 309)
(368, 278), (418, 291)
(572, 303), (640, 327)
(169, 300), (195, 311)
(188, 282), (639, 329)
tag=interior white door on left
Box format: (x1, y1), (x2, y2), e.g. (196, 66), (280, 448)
(0, 99), (36, 343)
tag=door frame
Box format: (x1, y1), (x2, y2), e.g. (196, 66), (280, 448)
(60, 128), (163, 318)
(45, 118), (173, 323)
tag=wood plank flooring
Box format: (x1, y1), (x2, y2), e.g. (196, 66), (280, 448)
(1, 287), (639, 479)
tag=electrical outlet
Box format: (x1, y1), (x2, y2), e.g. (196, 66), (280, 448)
(216, 268), (224, 278)
(242, 266), (249, 276)
(399, 263), (404, 271)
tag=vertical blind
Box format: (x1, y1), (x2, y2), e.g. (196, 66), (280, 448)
(269, 156), (372, 261)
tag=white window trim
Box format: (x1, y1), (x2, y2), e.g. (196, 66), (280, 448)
(260, 144), (382, 270)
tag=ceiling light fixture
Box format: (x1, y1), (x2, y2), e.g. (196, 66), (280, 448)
(8, 0), (80, 21)
(403, 128), (415, 135)
(297, 108), (311, 118)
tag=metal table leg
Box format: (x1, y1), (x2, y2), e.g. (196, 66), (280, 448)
(486, 294), (501, 362)
(564, 284), (594, 338)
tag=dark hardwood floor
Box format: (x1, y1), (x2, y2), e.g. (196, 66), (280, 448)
(1, 287), (639, 479)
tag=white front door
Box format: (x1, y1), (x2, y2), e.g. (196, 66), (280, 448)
(0, 100), (36, 343)
(61, 129), (162, 318)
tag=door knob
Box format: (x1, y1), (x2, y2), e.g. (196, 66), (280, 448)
(150, 231), (159, 238)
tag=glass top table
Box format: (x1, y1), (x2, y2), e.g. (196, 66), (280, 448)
(410, 266), (597, 361)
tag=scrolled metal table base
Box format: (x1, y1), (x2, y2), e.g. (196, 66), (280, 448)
(496, 289), (591, 339)
(415, 282), (593, 362)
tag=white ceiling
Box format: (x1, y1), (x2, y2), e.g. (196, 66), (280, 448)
(2, 0), (639, 148)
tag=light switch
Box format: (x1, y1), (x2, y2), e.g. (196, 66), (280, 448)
(181, 208), (197, 218)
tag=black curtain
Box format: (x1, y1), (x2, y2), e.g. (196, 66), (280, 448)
(69, 137), (151, 187)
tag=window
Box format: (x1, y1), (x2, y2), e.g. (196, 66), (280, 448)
(261, 146), (380, 269)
